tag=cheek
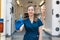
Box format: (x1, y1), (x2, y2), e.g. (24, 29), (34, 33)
(32, 11), (34, 14)
(28, 12), (34, 16)
(28, 10), (31, 13)
(28, 11), (34, 14)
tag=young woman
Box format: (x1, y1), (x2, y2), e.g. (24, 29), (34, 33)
(19, 5), (43, 40)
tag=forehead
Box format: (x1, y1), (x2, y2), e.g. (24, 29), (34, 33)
(28, 6), (34, 9)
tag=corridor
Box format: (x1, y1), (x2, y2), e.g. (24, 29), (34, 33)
(6, 30), (60, 40)
(0, 0), (60, 40)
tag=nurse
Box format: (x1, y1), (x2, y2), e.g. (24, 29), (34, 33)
(19, 5), (43, 40)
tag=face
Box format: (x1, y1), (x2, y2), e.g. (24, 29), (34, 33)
(28, 6), (34, 17)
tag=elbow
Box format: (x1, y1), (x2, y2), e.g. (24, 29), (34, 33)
(16, 29), (22, 32)
(19, 29), (23, 32)
(16, 24), (24, 32)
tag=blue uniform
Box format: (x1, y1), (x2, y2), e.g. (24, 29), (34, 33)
(23, 18), (43, 40)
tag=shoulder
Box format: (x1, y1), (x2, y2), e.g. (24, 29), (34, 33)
(37, 18), (42, 22)
(23, 18), (28, 21)
(37, 18), (43, 25)
(23, 18), (29, 23)
(37, 18), (43, 26)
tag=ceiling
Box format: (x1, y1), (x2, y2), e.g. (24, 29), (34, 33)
(18, 0), (44, 7)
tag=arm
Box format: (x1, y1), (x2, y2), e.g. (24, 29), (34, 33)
(19, 24), (24, 32)
(16, 24), (24, 32)
(39, 26), (43, 40)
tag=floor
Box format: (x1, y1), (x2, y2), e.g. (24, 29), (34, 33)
(6, 31), (52, 40)
(0, 29), (60, 40)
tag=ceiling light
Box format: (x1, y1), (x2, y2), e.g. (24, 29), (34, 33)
(16, 0), (20, 5)
(39, 0), (44, 5)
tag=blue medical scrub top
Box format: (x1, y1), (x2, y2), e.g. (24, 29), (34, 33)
(23, 18), (43, 40)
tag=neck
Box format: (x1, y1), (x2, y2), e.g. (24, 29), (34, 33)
(29, 16), (34, 23)
(29, 15), (34, 19)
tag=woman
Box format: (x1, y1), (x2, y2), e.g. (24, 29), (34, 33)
(19, 5), (43, 40)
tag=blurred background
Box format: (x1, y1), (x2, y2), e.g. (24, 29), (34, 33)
(0, 0), (60, 40)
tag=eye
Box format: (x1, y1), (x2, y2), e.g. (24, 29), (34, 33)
(28, 9), (30, 11)
(31, 9), (34, 11)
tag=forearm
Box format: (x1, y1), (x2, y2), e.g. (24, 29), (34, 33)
(19, 24), (24, 32)
(39, 26), (43, 40)
(39, 33), (42, 40)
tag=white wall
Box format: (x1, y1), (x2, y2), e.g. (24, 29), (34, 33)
(45, 0), (60, 36)
(1, 0), (6, 40)
(45, 0), (52, 29)
(52, 0), (60, 35)
(6, 0), (13, 36)
(1, 0), (6, 36)
(6, 0), (16, 35)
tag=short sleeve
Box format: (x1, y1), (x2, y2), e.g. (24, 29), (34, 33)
(37, 19), (43, 27)
(15, 20), (24, 30)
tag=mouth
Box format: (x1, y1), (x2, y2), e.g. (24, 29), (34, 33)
(29, 13), (33, 14)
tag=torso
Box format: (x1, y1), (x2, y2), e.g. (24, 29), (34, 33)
(23, 18), (40, 40)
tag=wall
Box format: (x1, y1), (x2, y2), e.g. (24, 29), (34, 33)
(45, 0), (52, 29)
(13, 0), (24, 20)
(14, 0), (41, 20)
(0, 0), (1, 18)
(1, 0), (6, 37)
